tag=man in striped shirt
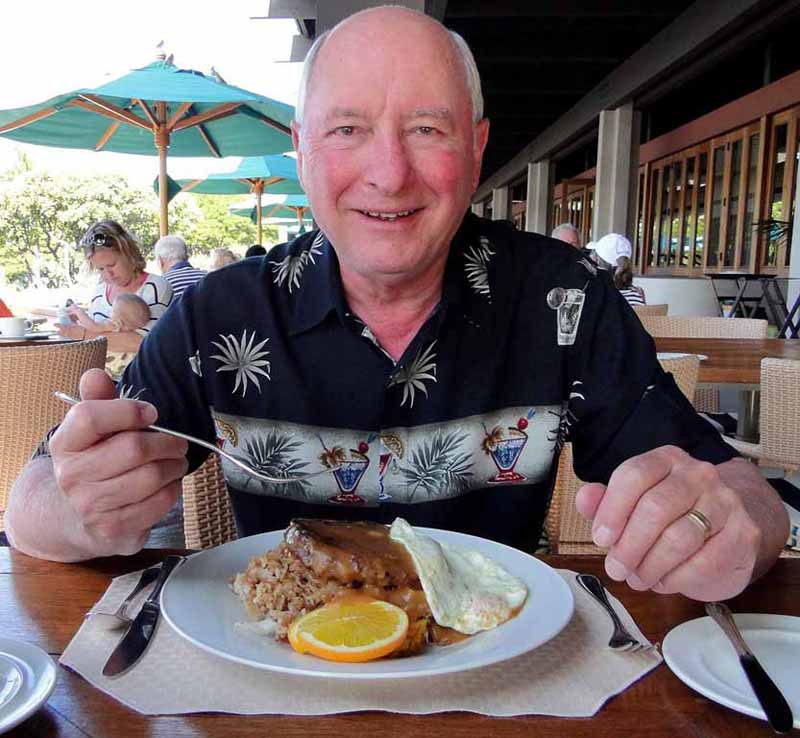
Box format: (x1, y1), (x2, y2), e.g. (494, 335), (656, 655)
(155, 235), (206, 300)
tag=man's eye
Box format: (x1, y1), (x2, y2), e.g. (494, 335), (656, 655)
(334, 126), (355, 136)
(415, 126), (437, 135)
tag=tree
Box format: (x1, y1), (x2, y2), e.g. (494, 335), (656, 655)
(0, 161), (197, 289)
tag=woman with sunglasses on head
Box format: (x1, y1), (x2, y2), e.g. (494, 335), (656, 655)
(58, 221), (173, 366)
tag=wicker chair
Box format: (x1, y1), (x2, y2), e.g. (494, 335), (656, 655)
(545, 353), (700, 554)
(639, 315), (768, 412)
(0, 337), (107, 530)
(632, 303), (668, 316)
(724, 359), (800, 472)
(182, 453), (237, 549)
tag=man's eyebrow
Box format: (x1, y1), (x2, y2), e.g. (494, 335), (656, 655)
(324, 108), (368, 123)
(408, 108), (453, 121)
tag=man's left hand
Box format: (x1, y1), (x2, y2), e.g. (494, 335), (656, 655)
(57, 322), (85, 340)
(575, 445), (764, 601)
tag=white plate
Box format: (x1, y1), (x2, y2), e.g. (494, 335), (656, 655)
(657, 352), (708, 361)
(0, 333), (55, 342)
(663, 614), (800, 728)
(0, 638), (57, 734)
(161, 528), (574, 679)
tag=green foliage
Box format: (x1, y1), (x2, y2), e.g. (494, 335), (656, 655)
(0, 156), (275, 289)
(174, 194), (277, 254)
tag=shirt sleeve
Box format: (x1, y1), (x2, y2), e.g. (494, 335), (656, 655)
(119, 282), (213, 473)
(565, 269), (737, 483)
(136, 275), (173, 337)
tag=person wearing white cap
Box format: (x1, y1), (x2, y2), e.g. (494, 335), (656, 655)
(589, 233), (646, 306)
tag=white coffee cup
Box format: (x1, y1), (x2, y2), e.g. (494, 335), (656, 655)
(0, 317), (33, 338)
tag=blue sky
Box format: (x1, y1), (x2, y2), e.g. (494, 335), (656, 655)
(0, 0), (302, 186)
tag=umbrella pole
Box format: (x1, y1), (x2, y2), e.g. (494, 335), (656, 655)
(156, 103), (170, 237)
(253, 180), (264, 245)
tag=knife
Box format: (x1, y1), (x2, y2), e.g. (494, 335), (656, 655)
(705, 602), (794, 734)
(102, 555), (184, 677)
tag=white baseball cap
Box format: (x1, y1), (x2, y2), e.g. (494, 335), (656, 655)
(589, 233), (632, 266)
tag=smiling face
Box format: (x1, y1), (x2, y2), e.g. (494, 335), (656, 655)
(293, 9), (489, 291)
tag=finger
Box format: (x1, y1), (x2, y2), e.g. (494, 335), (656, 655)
(575, 483), (606, 520)
(79, 368), (117, 401)
(56, 430), (188, 491)
(71, 457), (188, 517)
(591, 446), (683, 547)
(650, 514), (758, 601)
(602, 461), (717, 579)
(85, 481), (183, 555)
(51, 398), (158, 455)
(623, 492), (730, 590)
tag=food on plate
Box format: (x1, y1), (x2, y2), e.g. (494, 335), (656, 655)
(232, 518), (528, 662)
(288, 596), (409, 662)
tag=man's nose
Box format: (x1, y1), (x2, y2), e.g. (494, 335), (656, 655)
(363, 130), (412, 195)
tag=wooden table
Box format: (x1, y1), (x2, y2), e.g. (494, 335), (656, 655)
(654, 337), (800, 385)
(3, 547), (798, 737)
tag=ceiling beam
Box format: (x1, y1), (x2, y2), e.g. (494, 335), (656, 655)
(474, 0), (792, 200)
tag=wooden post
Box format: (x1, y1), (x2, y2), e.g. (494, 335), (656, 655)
(253, 180), (264, 245)
(156, 101), (170, 237)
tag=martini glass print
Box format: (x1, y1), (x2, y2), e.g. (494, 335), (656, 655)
(329, 450), (369, 504)
(488, 429), (528, 483)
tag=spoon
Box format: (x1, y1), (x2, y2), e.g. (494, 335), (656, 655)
(55, 392), (341, 485)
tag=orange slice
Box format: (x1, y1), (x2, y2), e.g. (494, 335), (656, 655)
(288, 597), (409, 662)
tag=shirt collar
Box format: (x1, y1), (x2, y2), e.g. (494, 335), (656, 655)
(168, 260), (192, 272)
(287, 212), (488, 336)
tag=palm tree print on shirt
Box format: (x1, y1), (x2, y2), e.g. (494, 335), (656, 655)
(397, 429), (473, 501)
(239, 432), (311, 499)
(271, 231), (324, 293)
(387, 341), (437, 408)
(211, 329), (271, 398)
(464, 235), (494, 298)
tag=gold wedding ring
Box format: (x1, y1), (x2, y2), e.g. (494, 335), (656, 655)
(685, 508), (713, 539)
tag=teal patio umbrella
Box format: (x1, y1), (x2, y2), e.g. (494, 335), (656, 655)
(161, 155), (304, 243)
(230, 194), (312, 234)
(0, 54), (294, 236)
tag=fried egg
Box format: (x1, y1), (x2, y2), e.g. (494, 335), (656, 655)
(389, 518), (528, 635)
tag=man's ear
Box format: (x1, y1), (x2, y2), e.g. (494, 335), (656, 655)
(472, 118), (490, 191)
(291, 121), (305, 190)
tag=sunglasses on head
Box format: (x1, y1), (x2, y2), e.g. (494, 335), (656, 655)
(82, 232), (111, 248)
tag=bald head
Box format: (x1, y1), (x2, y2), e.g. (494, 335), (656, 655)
(296, 6), (483, 126)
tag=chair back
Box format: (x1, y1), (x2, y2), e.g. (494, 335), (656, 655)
(638, 315), (768, 338)
(182, 453), (237, 549)
(759, 358), (800, 469)
(0, 338), (107, 529)
(632, 303), (668, 316)
(657, 353), (700, 404)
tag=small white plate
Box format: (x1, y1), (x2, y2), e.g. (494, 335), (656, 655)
(0, 333), (54, 342)
(663, 614), (800, 728)
(657, 352), (708, 361)
(161, 528), (574, 679)
(0, 638), (57, 734)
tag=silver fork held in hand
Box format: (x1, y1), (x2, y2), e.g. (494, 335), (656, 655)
(577, 573), (653, 653)
(55, 392), (340, 485)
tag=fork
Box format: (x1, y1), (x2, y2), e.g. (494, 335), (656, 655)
(85, 564), (161, 629)
(55, 392), (341, 484)
(576, 573), (654, 653)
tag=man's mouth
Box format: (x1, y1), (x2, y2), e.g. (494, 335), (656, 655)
(357, 208), (420, 221)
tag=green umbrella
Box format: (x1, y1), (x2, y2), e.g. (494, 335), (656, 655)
(160, 155), (304, 243)
(0, 54), (294, 236)
(230, 194), (312, 233)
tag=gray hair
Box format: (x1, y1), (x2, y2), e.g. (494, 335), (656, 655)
(551, 223), (581, 243)
(295, 8), (484, 125)
(154, 235), (188, 261)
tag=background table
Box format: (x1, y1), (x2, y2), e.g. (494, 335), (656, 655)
(2, 548), (798, 737)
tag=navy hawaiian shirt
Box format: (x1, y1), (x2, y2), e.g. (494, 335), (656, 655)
(120, 212), (736, 551)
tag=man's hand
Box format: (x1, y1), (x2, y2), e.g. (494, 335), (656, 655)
(49, 368), (188, 556)
(575, 445), (785, 601)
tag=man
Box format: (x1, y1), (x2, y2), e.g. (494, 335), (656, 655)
(5, 7), (787, 603)
(550, 223), (581, 250)
(155, 235), (206, 299)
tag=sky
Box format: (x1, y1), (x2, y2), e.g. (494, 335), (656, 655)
(0, 1), (303, 187)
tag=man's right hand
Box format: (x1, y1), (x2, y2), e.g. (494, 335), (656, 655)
(49, 368), (188, 556)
